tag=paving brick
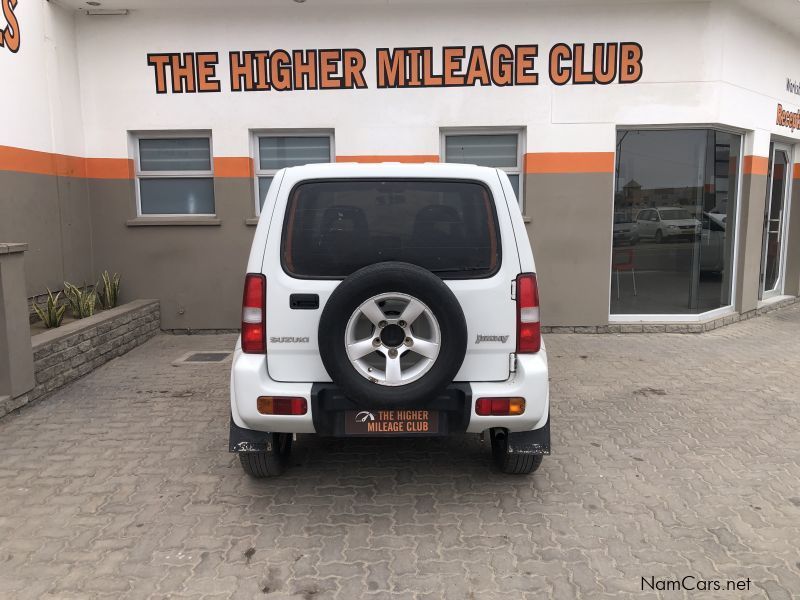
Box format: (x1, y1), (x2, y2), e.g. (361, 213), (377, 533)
(1, 305), (799, 598)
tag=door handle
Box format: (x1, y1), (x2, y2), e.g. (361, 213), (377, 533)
(290, 294), (319, 310)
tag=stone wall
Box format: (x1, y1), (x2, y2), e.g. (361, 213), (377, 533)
(27, 299), (160, 406)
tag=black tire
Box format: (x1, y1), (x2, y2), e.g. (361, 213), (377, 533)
(238, 433), (292, 478)
(318, 261), (468, 408)
(491, 429), (544, 475)
(654, 229), (664, 244)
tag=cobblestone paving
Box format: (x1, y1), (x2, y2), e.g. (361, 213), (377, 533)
(1, 306), (800, 599)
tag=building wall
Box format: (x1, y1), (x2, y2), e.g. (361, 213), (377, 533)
(2, 1), (800, 328)
(0, 0), (92, 296)
(735, 172), (770, 313)
(88, 176), (254, 329)
(783, 165), (800, 297)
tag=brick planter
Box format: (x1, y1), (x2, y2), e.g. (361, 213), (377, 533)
(28, 299), (160, 404)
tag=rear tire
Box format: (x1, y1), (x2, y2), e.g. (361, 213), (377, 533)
(238, 433), (292, 478)
(491, 429), (544, 475)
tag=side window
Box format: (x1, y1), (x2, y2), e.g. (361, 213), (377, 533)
(254, 134), (333, 214)
(135, 135), (214, 216)
(442, 131), (524, 208)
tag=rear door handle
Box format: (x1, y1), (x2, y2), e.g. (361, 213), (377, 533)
(290, 294), (319, 310)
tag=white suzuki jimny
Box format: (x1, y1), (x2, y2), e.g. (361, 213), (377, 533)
(230, 163), (549, 477)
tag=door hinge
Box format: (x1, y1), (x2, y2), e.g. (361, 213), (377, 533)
(510, 279), (517, 300)
(509, 353), (517, 373)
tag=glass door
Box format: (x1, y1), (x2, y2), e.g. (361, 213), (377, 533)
(760, 144), (792, 299)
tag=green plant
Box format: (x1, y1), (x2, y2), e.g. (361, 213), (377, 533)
(32, 289), (67, 329)
(97, 271), (121, 309)
(63, 281), (97, 319)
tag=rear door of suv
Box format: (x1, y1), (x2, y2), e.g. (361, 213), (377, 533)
(261, 165), (521, 384)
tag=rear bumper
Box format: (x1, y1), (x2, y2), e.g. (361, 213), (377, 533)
(310, 382), (472, 436)
(230, 340), (549, 436)
(230, 412), (550, 455)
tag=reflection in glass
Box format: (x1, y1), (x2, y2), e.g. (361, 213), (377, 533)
(139, 138), (211, 172)
(259, 137), (331, 170)
(258, 176), (274, 210)
(140, 178), (215, 215)
(611, 129), (740, 315)
(445, 135), (519, 168)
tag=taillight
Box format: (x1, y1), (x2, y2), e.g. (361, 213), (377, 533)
(516, 273), (541, 353)
(242, 273), (266, 353)
(475, 397), (526, 416)
(257, 396), (307, 415)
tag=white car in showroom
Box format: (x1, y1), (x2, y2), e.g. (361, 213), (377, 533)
(229, 163), (550, 477)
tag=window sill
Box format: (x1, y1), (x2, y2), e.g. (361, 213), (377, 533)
(126, 217), (222, 227)
(245, 217), (260, 226)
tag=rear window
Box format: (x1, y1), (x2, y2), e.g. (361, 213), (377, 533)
(281, 179), (501, 279)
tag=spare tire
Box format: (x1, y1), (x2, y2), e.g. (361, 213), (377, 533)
(319, 262), (467, 408)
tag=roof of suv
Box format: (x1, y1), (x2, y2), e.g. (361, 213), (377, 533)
(279, 161), (503, 181)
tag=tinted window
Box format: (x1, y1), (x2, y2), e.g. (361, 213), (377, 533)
(612, 129), (741, 315)
(139, 138), (211, 171)
(136, 136), (214, 215)
(282, 179), (500, 278)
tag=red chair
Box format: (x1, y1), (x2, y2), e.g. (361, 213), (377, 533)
(612, 248), (637, 299)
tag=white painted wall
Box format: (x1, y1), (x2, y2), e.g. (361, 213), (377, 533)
(0, 0), (84, 156)
(5, 1), (799, 158)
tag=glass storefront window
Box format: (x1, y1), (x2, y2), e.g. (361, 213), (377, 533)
(611, 129), (741, 315)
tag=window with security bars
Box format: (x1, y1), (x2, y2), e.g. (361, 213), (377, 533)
(135, 135), (215, 216)
(254, 134), (333, 213)
(443, 132), (523, 205)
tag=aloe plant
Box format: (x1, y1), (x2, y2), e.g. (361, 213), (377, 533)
(32, 289), (67, 329)
(97, 271), (121, 309)
(63, 282), (97, 319)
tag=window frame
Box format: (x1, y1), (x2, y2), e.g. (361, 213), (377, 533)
(440, 127), (525, 210)
(251, 130), (335, 216)
(132, 131), (216, 218)
(609, 124), (746, 323)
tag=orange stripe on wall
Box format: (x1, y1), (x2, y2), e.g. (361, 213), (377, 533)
(743, 155), (769, 176)
(214, 157), (253, 178)
(524, 152), (615, 174)
(0, 145), (67, 177)
(794, 163), (800, 180)
(336, 155), (440, 163)
(0, 145), (132, 179)
(86, 158), (134, 180)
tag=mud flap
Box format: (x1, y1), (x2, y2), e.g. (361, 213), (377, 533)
(229, 416), (274, 453)
(505, 417), (550, 455)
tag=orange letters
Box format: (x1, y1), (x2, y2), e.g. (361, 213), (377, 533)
(147, 43), (643, 93)
(1, 0), (20, 54)
(549, 42), (642, 85)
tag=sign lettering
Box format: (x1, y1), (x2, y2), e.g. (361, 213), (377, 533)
(776, 103), (800, 132)
(0, 0), (20, 54)
(147, 42), (644, 94)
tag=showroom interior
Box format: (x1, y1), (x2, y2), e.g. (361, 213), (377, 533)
(1, 0), (799, 330)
